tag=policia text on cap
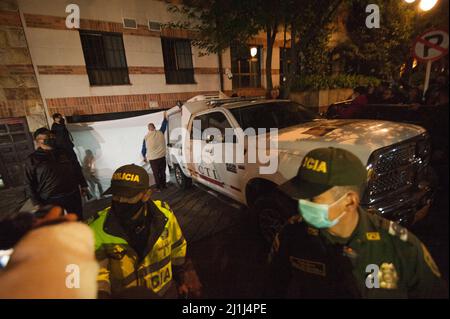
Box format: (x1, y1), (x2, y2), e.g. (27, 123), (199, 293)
(266, 147), (447, 298)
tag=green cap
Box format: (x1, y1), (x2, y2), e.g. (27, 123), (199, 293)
(103, 164), (150, 198)
(279, 147), (367, 200)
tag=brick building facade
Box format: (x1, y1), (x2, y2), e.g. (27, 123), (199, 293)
(1, 0), (290, 132)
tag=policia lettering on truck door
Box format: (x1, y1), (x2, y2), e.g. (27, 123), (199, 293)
(89, 164), (202, 298)
(266, 147), (447, 298)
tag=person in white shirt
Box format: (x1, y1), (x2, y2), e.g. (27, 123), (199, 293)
(141, 112), (168, 191)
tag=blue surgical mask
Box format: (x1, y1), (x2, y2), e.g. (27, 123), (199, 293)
(298, 194), (348, 229)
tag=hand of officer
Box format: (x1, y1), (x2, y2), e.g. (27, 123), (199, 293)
(178, 269), (202, 298)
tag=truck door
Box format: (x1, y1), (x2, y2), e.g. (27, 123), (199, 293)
(187, 113), (217, 189)
(199, 111), (243, 201)
(208, 111), (245, 201)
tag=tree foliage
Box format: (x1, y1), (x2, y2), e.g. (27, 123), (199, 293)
(167, 0), (342, 93)
(342, 0), (415, 80)
(167, 0), (259, 55)
(280, 0), (343, 97)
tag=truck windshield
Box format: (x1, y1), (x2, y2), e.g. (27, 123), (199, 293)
(229, 101), (320, 132)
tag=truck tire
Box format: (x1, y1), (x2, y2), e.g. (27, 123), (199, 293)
(253, 192), (297, 245)
(174, 164), (192, 189)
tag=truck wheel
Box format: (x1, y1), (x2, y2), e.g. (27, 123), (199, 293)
(174, 164), (192, 189)
(253, 192), (297, 244)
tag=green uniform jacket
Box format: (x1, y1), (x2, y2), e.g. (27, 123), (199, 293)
(266, 208), (448, 298)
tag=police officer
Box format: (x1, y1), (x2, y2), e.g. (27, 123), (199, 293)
(266, 147), (447, 298)
(89, 164), (202, 299)
(24, 127), (88, 220)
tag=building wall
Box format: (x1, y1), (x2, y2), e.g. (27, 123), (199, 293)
(0, 0), (47, 131)
(17, 0), (227, 117)
(2, 0), (286, 124)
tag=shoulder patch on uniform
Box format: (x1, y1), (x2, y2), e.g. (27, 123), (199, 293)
(366, 232), (381, 241)
(421, 243), (441, 278)
(387, 221), (408, 242)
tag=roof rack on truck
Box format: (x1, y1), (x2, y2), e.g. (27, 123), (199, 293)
(208, 96), (266, 107)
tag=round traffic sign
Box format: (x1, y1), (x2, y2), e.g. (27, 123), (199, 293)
(413, 29), (449, 62)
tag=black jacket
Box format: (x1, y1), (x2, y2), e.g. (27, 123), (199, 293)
(24, 148), (87, 205)
(51, 123), (74, 150)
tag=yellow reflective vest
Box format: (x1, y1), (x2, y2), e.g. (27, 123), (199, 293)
(89, 200), (186, 297)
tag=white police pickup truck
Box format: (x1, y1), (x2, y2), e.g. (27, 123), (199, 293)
(166, 94), (434, 242)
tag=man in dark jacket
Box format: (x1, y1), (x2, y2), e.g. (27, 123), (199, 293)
(51, 113), (78, 163)
(24, 127), (88, 220)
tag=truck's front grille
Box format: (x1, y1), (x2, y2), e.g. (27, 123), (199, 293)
(370, 168), (415, 196)
(374, 143), (416, 174)
(367, 134), (430, 200)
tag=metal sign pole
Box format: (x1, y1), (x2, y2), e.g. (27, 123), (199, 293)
(423, 60), (432, 98)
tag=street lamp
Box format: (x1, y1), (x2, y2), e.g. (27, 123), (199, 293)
(250, 47), (258, 58)
(419, 0), (438, 11)
(403, 0), (439, 11)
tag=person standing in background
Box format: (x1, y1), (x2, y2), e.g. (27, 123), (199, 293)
(141, 112), (168, 192)
(338, 86), (368, 118)
(82, 150), (104, 199)
(25, 128), (88, 220)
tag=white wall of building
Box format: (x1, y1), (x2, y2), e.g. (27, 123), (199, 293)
(18, 0), (284, 115)
(19, 0), (223, 103)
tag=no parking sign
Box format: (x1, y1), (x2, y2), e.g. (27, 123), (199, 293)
(412, 29), (449, 96)
(413, 29), (449, 62)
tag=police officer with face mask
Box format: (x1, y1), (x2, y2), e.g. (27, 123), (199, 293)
(89, 164), (202, 299)
(24, 127), (88, 220)
(266, 147), (447, 298)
